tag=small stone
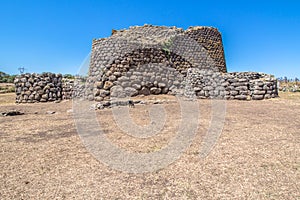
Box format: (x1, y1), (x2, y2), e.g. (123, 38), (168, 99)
(173, 80), (180, 86)
(253, 90), (266, 95)
(238, 78), (248, 82)
(251, 85), (263, 90)
(252, 95), (264, 100)
(197, 90), (205, 96)
(221, 82), (230, 87)
(113, 72), (122, 77)
(132, 84), (142, 90)
(88, 94), (94, 101)
(110, 86), (124, 98)
(94, 96), (104, 102)
(40, 98), (47, 102)
(263, 85), (269, 90)
(153, 100), (163, 104)
(139, 87), (150, 95)
(96, 103), (104, 110)
(264, 94), (271, 99)
(236, 86), (248, 91)
(103, 81), (114, 90)
(158, 82), (166, 88)
(94, 81), (103, 89)
(256, 82), (264, 87)
(102, 101), (111, 107)
(42, 94), (48, 99)
(150, 87), (161, 95)
(235, 95), (247, 100)
(124, 87), (138, 97)
(161, 87), (169, 94)
(1, 110), (24, 116)
(67, 109), (73, 113)
(231, 82), (248, 87)
(230, 90), (239, 96)
(203, 86), (213, 91)
(100, 89), (110, 97)
(109, 75), (117, 81)
(145, 81), (153, 88)
(194, 87), (202, 92)
(239, 91), (249, 95)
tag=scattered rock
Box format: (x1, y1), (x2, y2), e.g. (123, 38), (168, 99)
(46, 111), (56, 114)
(67, 109), (73, 113)
(1, 110), (24, 116)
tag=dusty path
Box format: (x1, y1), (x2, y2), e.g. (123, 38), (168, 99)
(0, 93), (299, 199)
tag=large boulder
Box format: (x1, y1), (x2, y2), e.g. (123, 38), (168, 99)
(110, 85), (125, 98)
(124, 87), (138, 97)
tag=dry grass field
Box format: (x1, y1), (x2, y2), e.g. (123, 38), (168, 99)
(0, 92), (299, 199)
(0, 83), (15, 94)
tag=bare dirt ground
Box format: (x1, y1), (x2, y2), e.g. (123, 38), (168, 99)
(0, 92), (299, 199)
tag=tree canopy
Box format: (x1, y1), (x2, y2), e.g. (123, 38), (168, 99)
(0, 71), (16, 83)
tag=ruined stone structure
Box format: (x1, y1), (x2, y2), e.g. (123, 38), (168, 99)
(14, 25), (278, 103)
(88, 25), (277, 101)
(14, 73), (74, 103)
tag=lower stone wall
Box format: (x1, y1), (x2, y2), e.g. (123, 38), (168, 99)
(14, 73), (74, 103)
(14, 71), (278, 103)
(187, 70), (278, 100)
(62, 79), (74, 100)
(88, 66), (278, 101)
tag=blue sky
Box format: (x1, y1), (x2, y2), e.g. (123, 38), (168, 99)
(0, 0), (299, 78)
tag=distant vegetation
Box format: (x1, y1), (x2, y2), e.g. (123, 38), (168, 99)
(0, 71), (78, 83)
(277, 77), (300, 92)
(63, 74), (76, 79)
(0, 71), (17, 83)
(277, 77), (299, 84)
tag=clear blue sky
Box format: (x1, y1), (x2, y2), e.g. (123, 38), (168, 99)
(1, 0), (299, 78)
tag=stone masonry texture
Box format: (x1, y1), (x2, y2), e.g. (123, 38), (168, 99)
(14, 73), (74, 103)
(14, 25), (278, 103)
(86, 25), (277, 102)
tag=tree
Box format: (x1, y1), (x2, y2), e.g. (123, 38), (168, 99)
(63, 74), (75, 79)
(0, 71), (17, 83)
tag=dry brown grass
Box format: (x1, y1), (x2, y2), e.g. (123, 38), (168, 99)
(0, 83), (15, 94)
(0, 93), (15, 105)
(278, 91), (300, 100)
(0, 92), (299, 199)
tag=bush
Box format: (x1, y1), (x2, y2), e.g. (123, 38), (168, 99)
(0, 71), (16, 83)
(63, 74), (75, 79)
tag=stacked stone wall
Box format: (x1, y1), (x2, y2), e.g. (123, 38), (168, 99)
(14, 25), (279, 103)
(88, 25), (227, 101)
(185, 26), (226, 73)
(14, 73), (74, 103)
(187, 70), (278, 100)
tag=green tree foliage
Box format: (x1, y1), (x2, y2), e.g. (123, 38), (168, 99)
(0, 71), (16, 83)
(63, 74), (75, 79)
